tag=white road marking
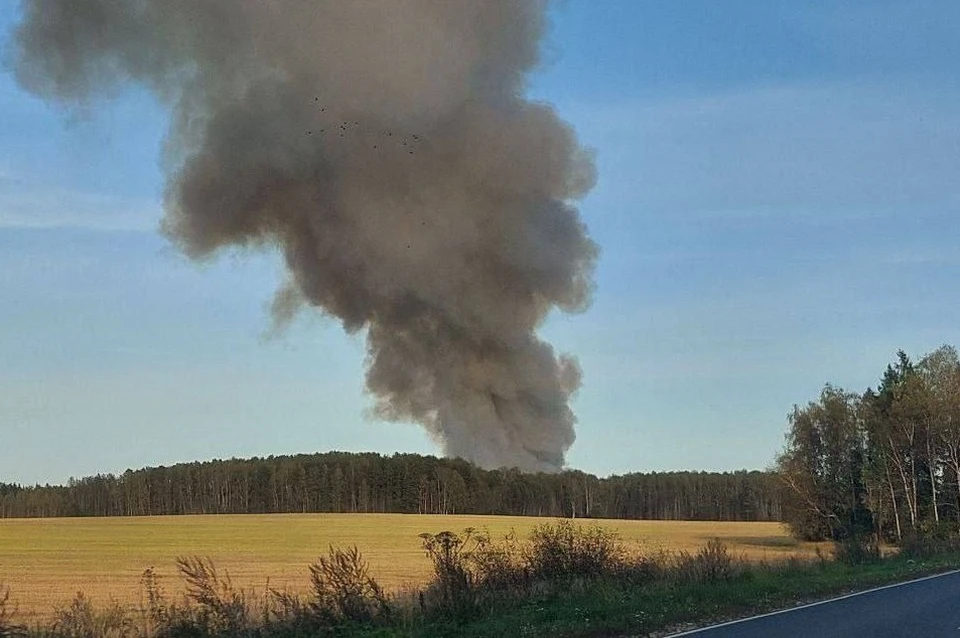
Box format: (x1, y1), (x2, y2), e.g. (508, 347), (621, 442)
(666, 568), (960, 637)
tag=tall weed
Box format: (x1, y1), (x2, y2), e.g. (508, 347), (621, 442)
(0, 585), (26, 638)
(172, 557), (248, 635)
(832, 534), (880, 565)
(308, 546), (390, 624)
(419, 530), (478, 615)
(52, 592), (132, 638)
(673, 539), (744, 583)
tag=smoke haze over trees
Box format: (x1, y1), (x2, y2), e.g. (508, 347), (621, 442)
(0, 453), (781, 522)
(778, 345), (960, 544)
(8, 0), (598, 473)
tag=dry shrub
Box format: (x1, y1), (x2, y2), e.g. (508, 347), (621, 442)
(0, 585), (26, 638)
(618, 552), (667, 584)
(470, 530), (527, 592)
(137, 566), (210, 638)
(420, 527), (529, 618)
(418, 521), (636, 619)
(899, 530), (960, 561)
(52, 592), (133, 638)
(138, 567), (171, 634)
(308, 546), (390, 625)
(526, 520), (625, 580)
(673, 539), (744, 583)
(832, 534), (881, 565)
(172, 556), (248, 635)
(265, 587), (313, 629)
(419, 530), (478, 615)
(140, 551), (390, 636)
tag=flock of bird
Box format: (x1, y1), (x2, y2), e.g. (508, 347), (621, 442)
(307, 98), (423, 155)
(306, 99), (431, 250)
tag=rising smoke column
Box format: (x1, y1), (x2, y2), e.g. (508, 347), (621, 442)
(10, 0), (598, 472)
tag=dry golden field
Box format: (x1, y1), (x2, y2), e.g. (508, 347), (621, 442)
(0, 514), (824, 621)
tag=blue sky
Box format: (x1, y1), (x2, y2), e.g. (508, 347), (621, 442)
(2, 1), (959, 485)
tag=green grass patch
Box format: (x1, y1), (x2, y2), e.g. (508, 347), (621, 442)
(400, 552), (960, 638)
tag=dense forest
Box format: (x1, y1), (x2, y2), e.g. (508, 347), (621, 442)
(778, 345), (960, 543)
(0, 452), (781, 522)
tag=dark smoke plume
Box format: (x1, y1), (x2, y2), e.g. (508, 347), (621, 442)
(9, 0), (598, 471)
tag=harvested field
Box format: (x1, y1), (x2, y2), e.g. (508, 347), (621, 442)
(0, 514), (824, 621)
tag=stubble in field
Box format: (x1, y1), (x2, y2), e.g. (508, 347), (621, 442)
(0, 514), (824, 621)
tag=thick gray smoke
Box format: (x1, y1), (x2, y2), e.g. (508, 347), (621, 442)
(10, 0), (598, 472)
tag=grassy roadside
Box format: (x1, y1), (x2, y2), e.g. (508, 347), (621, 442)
(3, 523), (959, 638)
(398, 552), (960, 638)
(0, 515), (813, 621)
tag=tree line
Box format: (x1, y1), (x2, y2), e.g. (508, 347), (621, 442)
(777, 345), (960, 543)
(0, 452), (781, 522)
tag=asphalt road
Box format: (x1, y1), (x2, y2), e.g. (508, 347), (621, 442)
(668, 570), (960, 637)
